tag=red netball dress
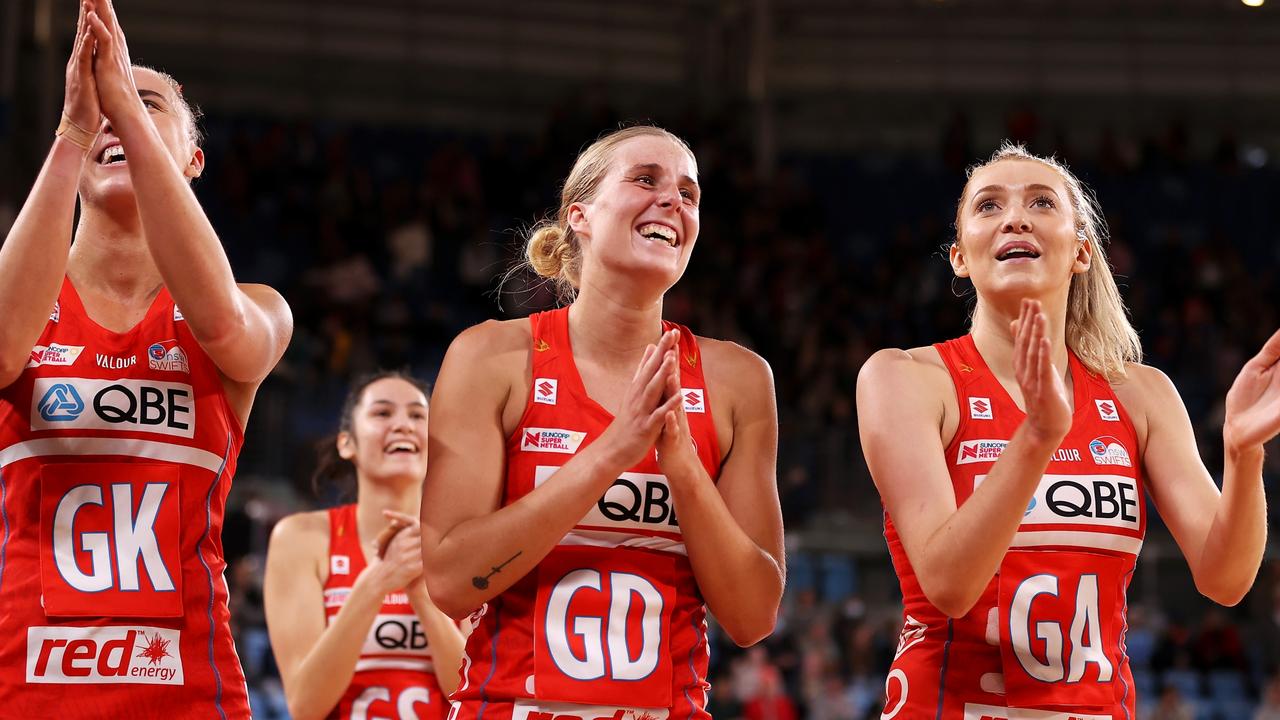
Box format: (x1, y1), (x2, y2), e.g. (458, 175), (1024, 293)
(881, 335), (1145, 720)
(450, 307), (722, 720)
(322, 503), (450, 720)
(0, 277), (251, 718)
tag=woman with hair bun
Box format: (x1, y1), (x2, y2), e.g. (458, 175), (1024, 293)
(264, 371), (465, 720)
(421, 125), (785, 720)
(857, 143), (1278, 718)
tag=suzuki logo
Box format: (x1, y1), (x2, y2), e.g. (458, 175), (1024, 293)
(538, 381), (554, 396)
(38, 384), (85, 421)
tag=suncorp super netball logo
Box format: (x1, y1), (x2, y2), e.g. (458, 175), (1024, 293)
(956, 439), (1007, 465)
(521, 427), (586, 454)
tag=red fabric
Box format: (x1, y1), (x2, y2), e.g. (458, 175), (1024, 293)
(880, 334), (1144, 719)
(322, 503), (449, 720)
(0, 277), (250, 718)
(453, 307), (720, 720)
(743, 695), (797, 720)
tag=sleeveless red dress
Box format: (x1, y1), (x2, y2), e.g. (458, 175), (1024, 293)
(881, 336), (1145, 720)
(0, 278), (251, 718)
(322, 503), (450, 720)
(450, 307), (722, 720)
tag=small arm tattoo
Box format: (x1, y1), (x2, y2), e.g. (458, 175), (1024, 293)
(472, 550), (523, 590)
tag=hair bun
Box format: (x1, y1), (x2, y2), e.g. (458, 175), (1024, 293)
(527, 224), (569, 279)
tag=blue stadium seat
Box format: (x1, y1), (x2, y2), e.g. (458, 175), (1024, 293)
(1132, 669), (1157, 699)
(1206, 669), (1247, 701)
(1211, 698), (1257, 720)
(1163, 669), (1204, 700)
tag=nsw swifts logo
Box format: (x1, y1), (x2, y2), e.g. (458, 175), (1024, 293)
(969, 397), (993, 420)
(1089, 436), (1132, 467)
(533, 378), (558, 405)
(147, 340), (189, 373)
(682, 388), (705, 414)
(1095, 399), (1120, 422)
(521, 427), (586, 454)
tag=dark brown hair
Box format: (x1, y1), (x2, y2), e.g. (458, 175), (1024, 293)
(310, 370), (431, 500)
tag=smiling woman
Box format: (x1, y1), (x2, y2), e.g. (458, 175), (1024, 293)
(0, 0), (290, 717)
(420, 124), (784, 720)
(856, 142), (1280, 719)
(263, 371), (466, 720)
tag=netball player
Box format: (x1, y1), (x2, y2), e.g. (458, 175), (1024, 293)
(420, 126), (785, 720)
(857, 143), (1276, 718)
(265, 372), (466, 720)
(0, 0), (291, 716)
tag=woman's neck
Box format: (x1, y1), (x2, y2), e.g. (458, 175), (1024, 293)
(67, 206), (163, 303)
(355, 476), (421, 545)
(569, 280), (665, 368)
(969, 292), (1071, 378)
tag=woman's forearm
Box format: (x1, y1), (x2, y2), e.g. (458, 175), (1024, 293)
(912, 423), (1061, 617)
(665, 462), (783, 647)
(407, 589), (467, 696)
(0, 139), (83, 383)
(424, 443), (626, 618)
(1196, 443), (1267, 605)
(283, 575), (386, 720)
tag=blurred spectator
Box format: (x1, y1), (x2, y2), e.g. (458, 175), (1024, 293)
(1257, 675), (1280, 720)
(743, 666), (798, 720)
(1144, 685), (1196, 720)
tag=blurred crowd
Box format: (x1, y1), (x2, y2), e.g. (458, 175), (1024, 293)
(4, 101), (1280, 716)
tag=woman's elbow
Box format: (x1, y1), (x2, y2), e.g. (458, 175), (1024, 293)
(720, 610), (780, 648)
(286, 697), (325, 720)
(1195, 576), (1251, 608)
(920, 578), (981, 619)
(424, 573), (472, 621)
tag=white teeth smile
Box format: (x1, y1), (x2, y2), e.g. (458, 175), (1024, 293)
(385, 441), (418, 454)
(998, 248), (1039, 261)
(638, 223), (677, 247)
(100, 145), (126, 165)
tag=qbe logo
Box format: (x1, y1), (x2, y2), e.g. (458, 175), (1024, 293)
(534, 378), (558, 405)
(363, 614), (429, 657)
(31, 378), (195, 438)
(26, 626), (183, 685)
(147, 340), (189, 373)
(537, 466), (681, 531)
(37, 383), (85, 421)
